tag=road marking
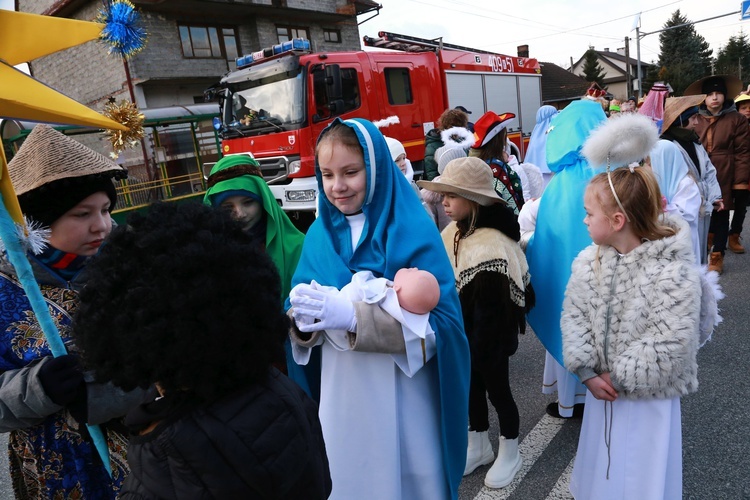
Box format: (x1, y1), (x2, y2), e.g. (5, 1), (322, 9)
(473, 415), (566, 499)
(546, 456), (574, 499)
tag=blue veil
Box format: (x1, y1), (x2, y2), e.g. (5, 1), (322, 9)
(649, 139), (689, 202)
(526, 100), (606, 365)
(524, 105), (558, 173)
(290, 117), (470, 497)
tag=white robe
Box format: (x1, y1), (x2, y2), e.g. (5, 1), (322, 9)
(541, 353), (586, 417)
(665, 176), (702, 266)
(570, 392), (682, 500)
(291, 214), (447, 500)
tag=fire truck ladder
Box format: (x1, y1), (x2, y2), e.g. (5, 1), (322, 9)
(362, 31), (496, 55)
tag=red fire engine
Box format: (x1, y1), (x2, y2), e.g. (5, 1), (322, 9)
(205, 31), (542, 224)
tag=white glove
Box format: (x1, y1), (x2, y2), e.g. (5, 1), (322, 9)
(290, 285), (357, 333)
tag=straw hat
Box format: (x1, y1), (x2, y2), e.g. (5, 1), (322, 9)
(662, 95), (706, 132)
(684, 74), (743, 99)
(8, 124), (124, 196)
(734, 93), (750, 106)
(417, 157), (504, 206)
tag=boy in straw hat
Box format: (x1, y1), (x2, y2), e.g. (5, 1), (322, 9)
(0, 124), (142, 498)
(660, 95), (723, 265)
(418, 157), (535, 489)
(684, 74), (750, 272)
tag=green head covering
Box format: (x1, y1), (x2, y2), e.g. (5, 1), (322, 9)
(204, 155), (305, 299)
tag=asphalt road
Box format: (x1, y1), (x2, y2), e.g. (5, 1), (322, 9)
(0, 221), (747, 499)
(458, 219), (750, 500)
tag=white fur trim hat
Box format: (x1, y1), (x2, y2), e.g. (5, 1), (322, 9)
(581, 113), (659, 169)
(417, 157), (504, 206)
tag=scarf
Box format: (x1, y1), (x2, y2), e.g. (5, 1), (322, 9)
(36, 245), (88, 282)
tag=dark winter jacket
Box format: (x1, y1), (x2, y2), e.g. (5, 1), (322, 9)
(694, 101), (750, 209)
(120, 368), (331, 500)
(423, 128), (444, 181)
(442, 204), (534, 365)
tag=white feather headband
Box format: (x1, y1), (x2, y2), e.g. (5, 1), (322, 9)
(372, 115), (400, 129)
(440, 126), (475, 149)
(581, 113), (659, 169)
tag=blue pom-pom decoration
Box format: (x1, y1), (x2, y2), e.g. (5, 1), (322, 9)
(98, 0), (147, 59)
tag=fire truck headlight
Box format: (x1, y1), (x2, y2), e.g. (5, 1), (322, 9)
(286, 190), (316, 202)
(288, 160), (301, 175)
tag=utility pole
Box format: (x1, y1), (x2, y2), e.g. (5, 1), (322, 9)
(625, 36), (632, 98)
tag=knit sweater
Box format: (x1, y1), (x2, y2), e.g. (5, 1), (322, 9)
(561, 215), (700, 400)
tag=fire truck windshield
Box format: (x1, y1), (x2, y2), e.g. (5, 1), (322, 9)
(222, 68), (305, 136)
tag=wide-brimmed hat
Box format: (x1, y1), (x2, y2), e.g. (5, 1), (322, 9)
(471, 111), (515, 149)
(8, 124), (124, 196)
(684, 74), (743, 99)
(417, 156), (504, 206)
(662, 95), (706, 131)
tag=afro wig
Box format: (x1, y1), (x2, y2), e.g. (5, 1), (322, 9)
(73, 202), (287, 402)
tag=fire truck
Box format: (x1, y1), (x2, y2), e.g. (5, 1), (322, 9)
(205, 31), (542, 225)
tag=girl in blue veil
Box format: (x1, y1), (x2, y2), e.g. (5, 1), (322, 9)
(288, 118), (470, 499)
(525, 100), (606, 418)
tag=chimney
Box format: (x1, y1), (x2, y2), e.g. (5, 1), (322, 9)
(617, 47), (626, 56)
(517, 44), (529, 58)
(603, 48), (609, 52)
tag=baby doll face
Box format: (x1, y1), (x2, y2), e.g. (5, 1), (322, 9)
(49, 191), (112, 256)
(318, 142), (367, 215)
(220, 195), (263, 232)
(393, 268), (440, 315)
(442, 192), (473, 222)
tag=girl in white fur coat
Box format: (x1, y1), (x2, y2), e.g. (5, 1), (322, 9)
(562, 114), (702, 500)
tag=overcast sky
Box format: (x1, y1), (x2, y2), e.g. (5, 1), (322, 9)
(358, 0), (748, 69)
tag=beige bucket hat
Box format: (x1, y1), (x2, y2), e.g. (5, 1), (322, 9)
(8, 124), (124, 196)
(661, 95), (706, 132)
(417, 156), (504, 206)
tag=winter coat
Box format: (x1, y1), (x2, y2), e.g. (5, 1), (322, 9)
(120, 368), (332, 500)
(561, 216), (700, 400)
(423, 128), (443, 181)
(442, 204), (534, 363)
(694, 102), (750, 209)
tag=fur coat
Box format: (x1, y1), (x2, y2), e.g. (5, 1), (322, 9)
(561, 215), (700, 400)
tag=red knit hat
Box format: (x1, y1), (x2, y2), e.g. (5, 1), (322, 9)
(472, 111), (515, 149)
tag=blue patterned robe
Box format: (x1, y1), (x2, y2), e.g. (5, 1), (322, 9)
(0, 257), (128, 499)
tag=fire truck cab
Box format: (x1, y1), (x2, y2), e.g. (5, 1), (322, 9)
(205, 32), (542, 224)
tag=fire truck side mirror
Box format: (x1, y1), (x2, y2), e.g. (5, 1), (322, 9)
(312, 64), (344, 122)
(324, 65), (343, 102)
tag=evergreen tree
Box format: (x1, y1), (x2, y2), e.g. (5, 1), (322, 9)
(582, 48), (606, 87)
(715, 32), (750, 84)
(657, 9), (713, 96)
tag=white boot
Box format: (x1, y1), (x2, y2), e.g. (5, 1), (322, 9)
(484, 436), (522, 488)
(464, 430), (494, 476)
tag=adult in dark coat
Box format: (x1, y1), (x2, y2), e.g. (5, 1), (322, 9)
(423, 108), (469, 180)
(686, 75), (750, 273)
(73, 202), (331, 500)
